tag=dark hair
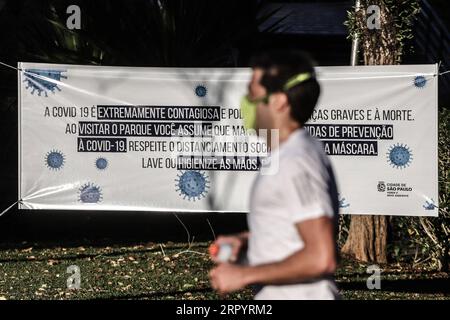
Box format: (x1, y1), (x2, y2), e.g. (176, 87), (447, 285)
(249, 50), (320, 125)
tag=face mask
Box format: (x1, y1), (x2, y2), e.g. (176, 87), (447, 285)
(240, 95), (266, 130)
(240, 72), (313, 130)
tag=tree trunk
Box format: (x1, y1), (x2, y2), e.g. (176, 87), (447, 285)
(342, 1), (399, 263)
(341, 216), (388, 263)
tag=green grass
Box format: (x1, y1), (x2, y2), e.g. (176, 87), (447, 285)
(0, 242), (448, 300)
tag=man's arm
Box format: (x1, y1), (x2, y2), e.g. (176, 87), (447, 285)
(242, 216), (336, 286)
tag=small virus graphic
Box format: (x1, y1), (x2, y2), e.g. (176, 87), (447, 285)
(423, 199), (437, 210)
(413, 75), (427, 89)
(338, 194), (350, 209)
(45, 150), (65, 170)
(23, 69), (67, 97)
(194, 84), (207, 97)
(175, 170), (210, 201)
(387, 143), (413, 169)
(95, 157), (108, 170)
(78, 183), (102, 204)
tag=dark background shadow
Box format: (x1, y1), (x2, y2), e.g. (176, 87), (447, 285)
(0, 209), (248, 249)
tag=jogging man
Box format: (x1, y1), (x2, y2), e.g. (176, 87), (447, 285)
(209, 51), (340, 300)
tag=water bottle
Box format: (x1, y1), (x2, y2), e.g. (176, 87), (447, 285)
(209, 243), (233, 263)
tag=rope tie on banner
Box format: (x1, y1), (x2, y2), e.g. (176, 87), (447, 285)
(0, 200), (22, 218)
(0, 61), (21, 72)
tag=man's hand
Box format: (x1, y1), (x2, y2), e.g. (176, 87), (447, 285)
(209, 263), (249, 295)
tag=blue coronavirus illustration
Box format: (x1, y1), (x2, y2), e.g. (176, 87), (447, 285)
(23, 69), (67, 97)
(195, 84), (207, 97)
(78, 183), (102, 204)
(423, 199), (437, 210)
(45, 150), (65, 170)
(95, 157), (108, 170)
(387, 143), (413, 169)
(413, 75), (427, 89)
(175, 170), (209, 201)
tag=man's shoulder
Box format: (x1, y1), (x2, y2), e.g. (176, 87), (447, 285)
(277, 154), (313, 179)
(277, 136), (331, 182)
(283, 130), (325, 153)
(281, 135), (327, 164)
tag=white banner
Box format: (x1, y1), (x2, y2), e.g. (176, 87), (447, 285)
(18, 63), (438, 216)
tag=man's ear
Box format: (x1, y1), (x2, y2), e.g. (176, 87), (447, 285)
(270, 92), (289, 112)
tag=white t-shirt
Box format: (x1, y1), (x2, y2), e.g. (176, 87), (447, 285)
(247, 128), (340, 300)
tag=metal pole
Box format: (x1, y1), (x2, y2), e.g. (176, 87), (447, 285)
(350, 0), (361, 66)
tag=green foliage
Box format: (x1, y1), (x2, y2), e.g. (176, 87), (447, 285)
(338, 214), (351, 249)
(344, 0), (420, 64)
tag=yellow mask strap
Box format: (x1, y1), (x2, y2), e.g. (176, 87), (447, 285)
(283, 72), (312, 91)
